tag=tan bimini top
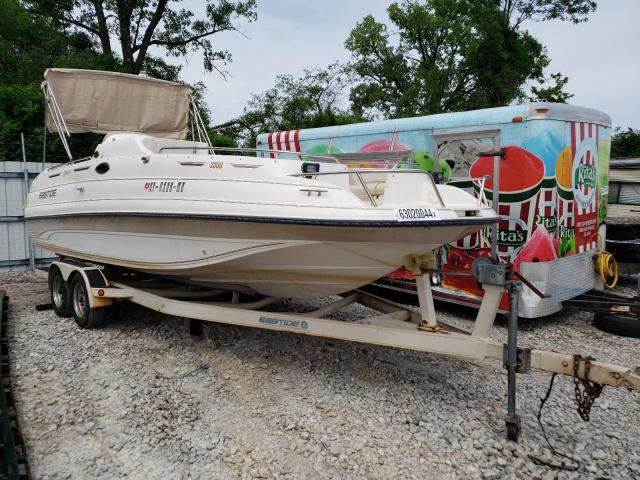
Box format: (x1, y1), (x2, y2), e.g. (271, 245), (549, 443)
(43, 68), (193, 139)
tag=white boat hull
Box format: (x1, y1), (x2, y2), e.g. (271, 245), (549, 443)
(26, 133), (499, 298)
(28, 215), (489, 297)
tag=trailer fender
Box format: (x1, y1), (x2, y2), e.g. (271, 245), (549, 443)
(51, 261), (111, 308)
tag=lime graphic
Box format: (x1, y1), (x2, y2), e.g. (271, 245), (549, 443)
(302, 144), (342, 161)
(305, 144), (342, 155)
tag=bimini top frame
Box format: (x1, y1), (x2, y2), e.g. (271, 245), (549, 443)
(41, 68), (209, 161)
(42, 80), (72, 160)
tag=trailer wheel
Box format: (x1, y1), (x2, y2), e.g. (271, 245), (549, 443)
(48, 266), (73, 318)
(70, 275), (105, 329)
(593, 312), (640, 338)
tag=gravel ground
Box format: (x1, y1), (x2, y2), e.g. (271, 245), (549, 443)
(1, 270), (639, 480)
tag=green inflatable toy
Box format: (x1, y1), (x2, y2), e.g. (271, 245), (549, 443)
(405, 150), (451, 181)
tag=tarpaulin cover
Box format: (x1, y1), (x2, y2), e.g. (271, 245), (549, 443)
(43, 68), (192, 139)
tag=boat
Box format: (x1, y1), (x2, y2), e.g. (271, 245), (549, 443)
(25, 69), (499, 298)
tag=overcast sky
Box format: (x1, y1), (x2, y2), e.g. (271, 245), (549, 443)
(173, 0), (640, 130)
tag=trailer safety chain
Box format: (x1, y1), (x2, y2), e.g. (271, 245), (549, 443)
(572, 354), (603, 422)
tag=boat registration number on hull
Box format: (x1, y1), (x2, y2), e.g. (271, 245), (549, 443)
(394, 208), (440, 222)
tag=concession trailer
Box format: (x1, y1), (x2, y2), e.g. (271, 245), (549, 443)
(257, 103), (612, 318)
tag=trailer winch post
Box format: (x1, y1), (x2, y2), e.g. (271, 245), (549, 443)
(477, 148), (506, 261)
(505, 280), (522, 441)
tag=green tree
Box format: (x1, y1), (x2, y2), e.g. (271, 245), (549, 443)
(611, 128), (640, 158)
(529, 72), (573, 103)
(215, 63), (363, 147)
(26, 0), (257, 75)
(500, 0), (596, 26)
(1, 0), (231, 162)
(0, 0), (122, 84)
(0, 0), (123, 162)
(345, 0), (594, 118)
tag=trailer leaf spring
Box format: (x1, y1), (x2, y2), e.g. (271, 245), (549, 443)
(572, 354), (603, 422)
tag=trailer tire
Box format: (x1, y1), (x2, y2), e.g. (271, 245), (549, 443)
(593, 312), (640, 338)
(48, 266), (73, 318)
(70, 274), (105, 329)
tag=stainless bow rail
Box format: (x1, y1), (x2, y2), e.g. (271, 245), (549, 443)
(156, 145), (341, 162)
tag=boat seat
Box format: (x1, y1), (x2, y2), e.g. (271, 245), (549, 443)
(348, 175), (387, 204)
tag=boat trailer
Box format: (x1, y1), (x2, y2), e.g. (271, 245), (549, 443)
(39, 259), (639, 442)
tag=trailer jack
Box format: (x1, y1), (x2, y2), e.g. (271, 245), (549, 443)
(505, 280), (523, 441)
